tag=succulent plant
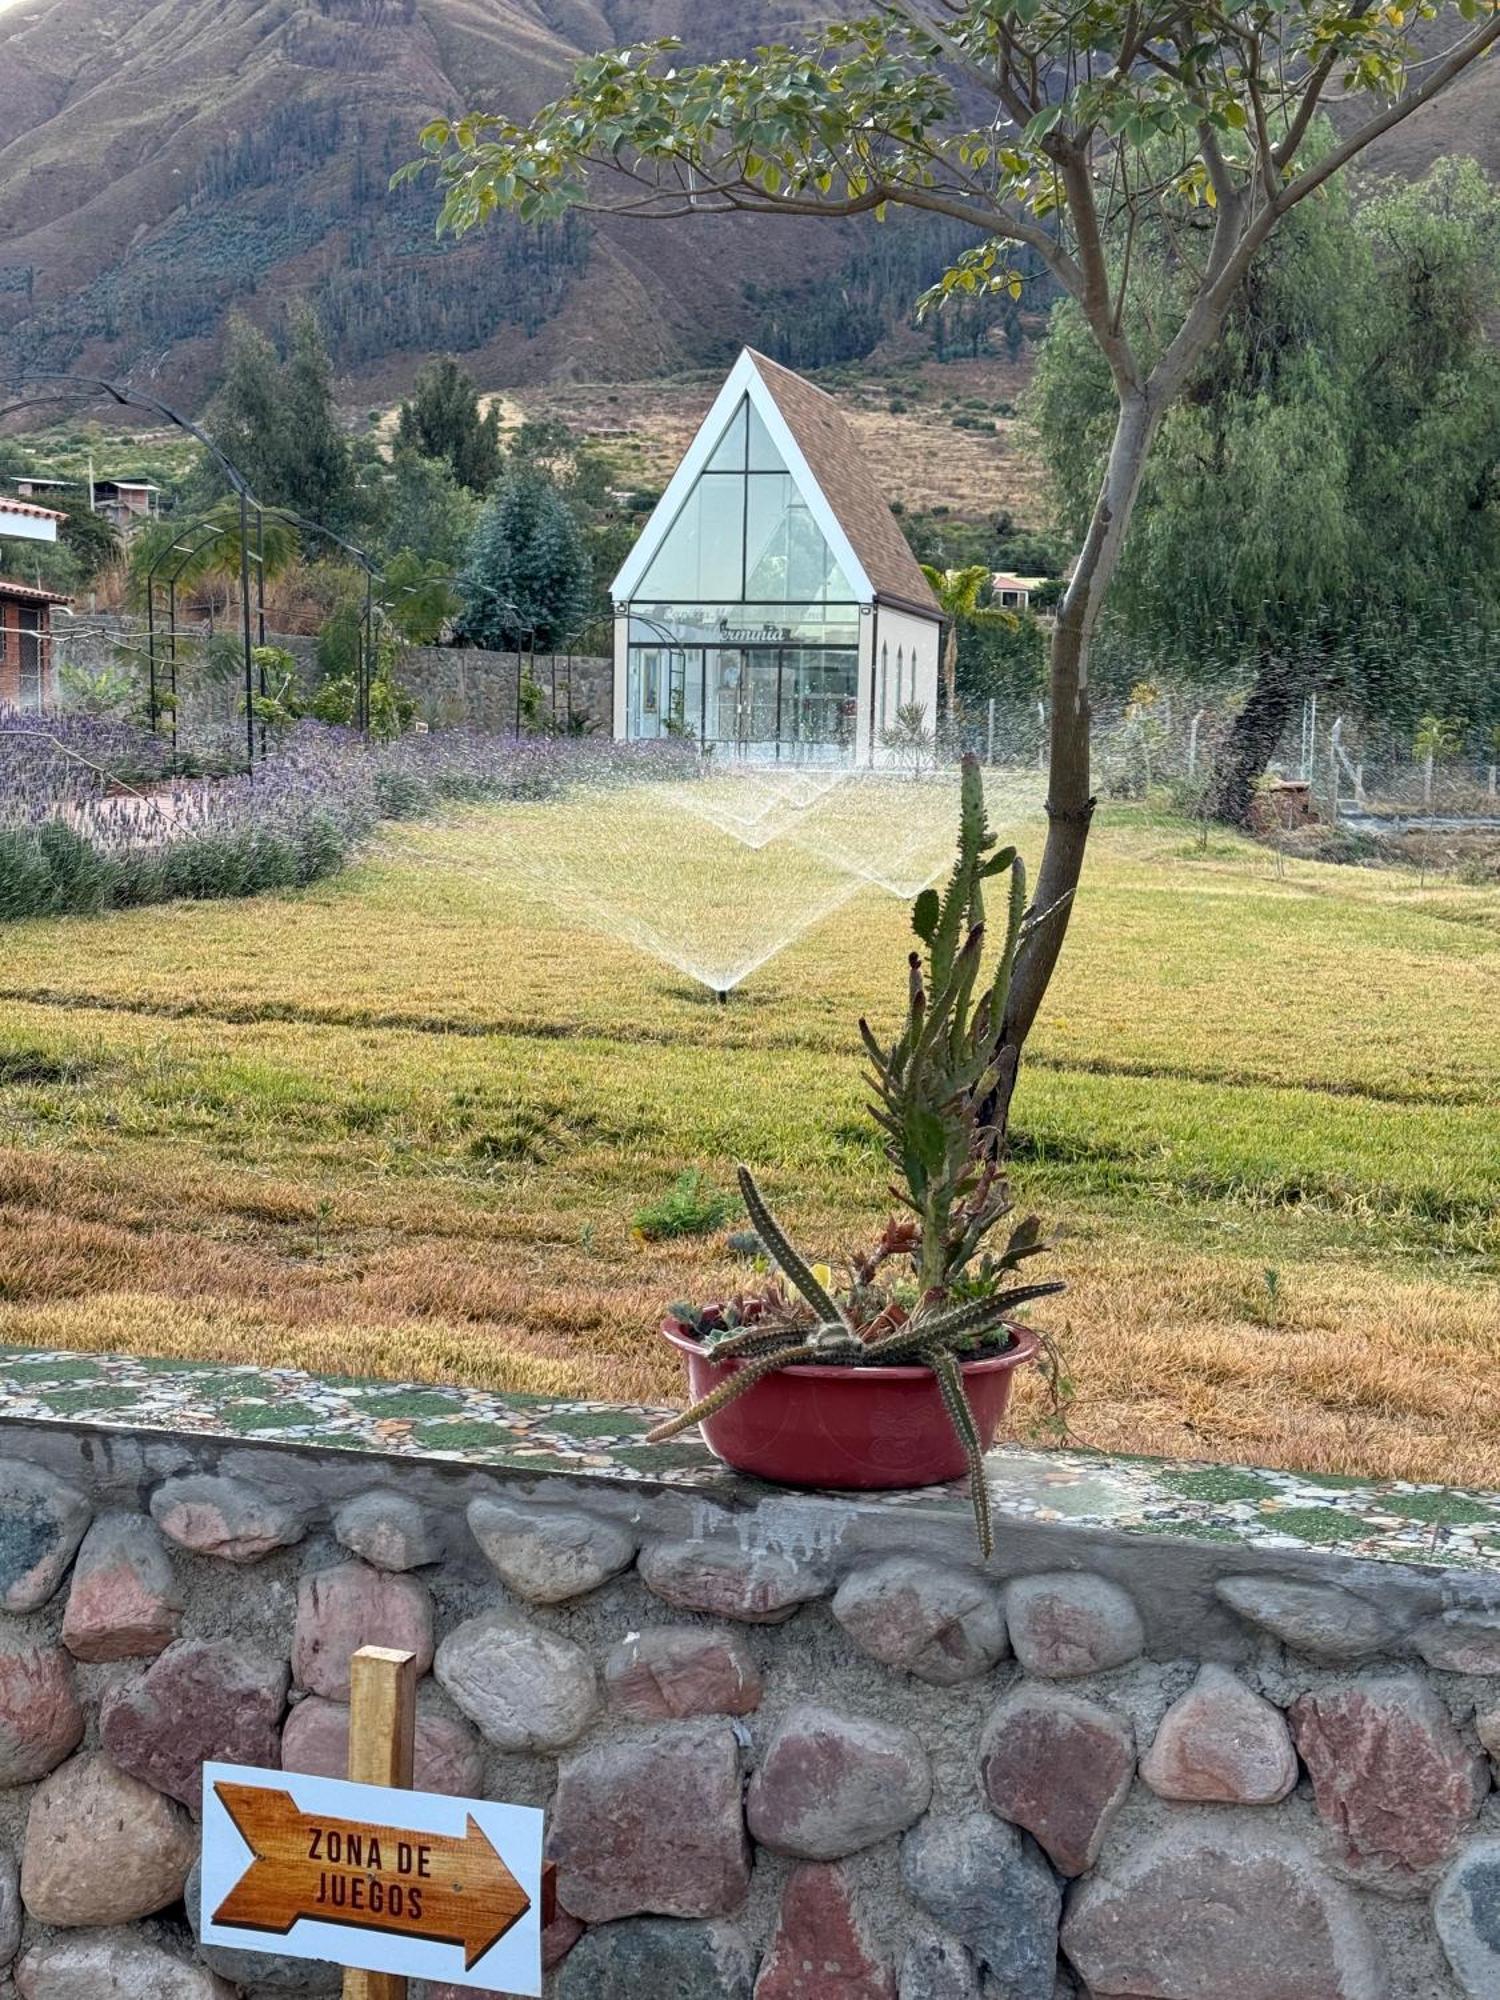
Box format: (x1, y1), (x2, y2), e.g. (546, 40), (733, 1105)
(650, 1166), (1062, 1556)
(650, 755), (1066, 1556)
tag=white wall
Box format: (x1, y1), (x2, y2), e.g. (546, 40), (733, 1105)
(0, 505), (58, 544)
(611, 612), (629, 740)
(864, 604), (941, 766)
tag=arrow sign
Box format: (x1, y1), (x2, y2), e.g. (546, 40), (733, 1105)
(201, 1764), (545, 1996)
(212, 1783), (528, 1968)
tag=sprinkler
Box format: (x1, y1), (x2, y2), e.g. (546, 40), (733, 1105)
(715, 988), (729, 1006)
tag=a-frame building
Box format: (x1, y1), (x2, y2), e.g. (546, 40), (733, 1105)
(610, 349), (942, 764)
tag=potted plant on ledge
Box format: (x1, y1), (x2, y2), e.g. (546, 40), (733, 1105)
(649, 753), (1065, 1555)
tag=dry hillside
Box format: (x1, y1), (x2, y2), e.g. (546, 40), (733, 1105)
(0, 0), (865, 403)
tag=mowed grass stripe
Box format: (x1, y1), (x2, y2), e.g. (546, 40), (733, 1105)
(2, 1002), (1495, 1249)
(0, 981), (1491, 1109)
(1, 802), (1494, 1100)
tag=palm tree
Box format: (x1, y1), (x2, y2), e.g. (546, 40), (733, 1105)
(128, 502), (300, 611)
(919, 563), (1018, 736)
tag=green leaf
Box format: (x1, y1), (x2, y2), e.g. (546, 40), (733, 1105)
(912, 888), (941, 943)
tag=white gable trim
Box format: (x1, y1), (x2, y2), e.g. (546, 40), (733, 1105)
(610, 349), (875, 606)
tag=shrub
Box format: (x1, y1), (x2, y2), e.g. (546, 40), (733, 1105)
(633, 1171), (733, 1242)
(0, 710), (700, 922)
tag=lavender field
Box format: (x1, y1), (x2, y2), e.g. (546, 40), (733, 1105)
(0, 714), (694, 921)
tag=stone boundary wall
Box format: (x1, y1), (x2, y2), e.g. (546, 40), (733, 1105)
(0, 1417), (1493, 2000)
(52, 614), (615, 741)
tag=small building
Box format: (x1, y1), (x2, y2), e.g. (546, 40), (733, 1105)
(0, 579), (70, 711)
(0, 494), (66, 546)
(11, 476), (75, 506)
(92, 479), (162, 531)
(610, 349), (942, 764)
(991, 572), (1050, 612)
(0, 497), (70, 711)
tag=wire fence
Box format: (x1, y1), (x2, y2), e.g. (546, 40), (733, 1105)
(956, 690), (1500, 833)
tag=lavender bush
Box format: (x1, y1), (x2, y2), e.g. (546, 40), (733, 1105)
(0, 712), (698, 922)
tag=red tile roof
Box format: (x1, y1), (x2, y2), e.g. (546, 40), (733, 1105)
(0, 576), (73, 606)
(0, 496), (68, 523)
(747, 351), (941, 620)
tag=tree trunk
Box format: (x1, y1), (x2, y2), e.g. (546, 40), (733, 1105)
(943, 625), (958, 741)
(1000, 393), (1158, 1053)
(1205, 651), (1307, 825)
(986, 390), (1161, 1147)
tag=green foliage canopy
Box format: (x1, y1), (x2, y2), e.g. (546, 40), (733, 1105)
(1031, 155), (1500, 737)
(374, 448), (480, 571)
(395, 359), (502, 494)
(458, 469), (594, 650)
(205, 309), (356, 529)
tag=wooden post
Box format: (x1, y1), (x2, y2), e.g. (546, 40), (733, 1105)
(343, 1646), (418, 2000)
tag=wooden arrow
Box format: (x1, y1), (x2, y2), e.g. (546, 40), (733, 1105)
(211, 1781), (531, 1970)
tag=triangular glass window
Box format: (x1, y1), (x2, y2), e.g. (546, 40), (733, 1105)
(745, 476), (855, 601)
(746, 400), (781, 470)
(638, 468), (745, 600)
(705, 400), (748, 472)
(637, 388), (858, 604)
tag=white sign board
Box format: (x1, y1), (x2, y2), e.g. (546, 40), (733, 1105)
(201, 1761), (545, 1996)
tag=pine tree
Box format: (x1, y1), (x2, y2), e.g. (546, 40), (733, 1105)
(396, 358), (502, 493)
(458, 469), (592, 650)
(283, 306), (356, 528)
(205, 309), (355, 529)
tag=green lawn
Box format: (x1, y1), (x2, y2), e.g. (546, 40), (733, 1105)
(0, 784), (1496, 1485)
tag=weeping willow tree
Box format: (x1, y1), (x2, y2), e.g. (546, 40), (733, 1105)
(1032, 153), (1500, 819)
(399, 0), (1500, 1106)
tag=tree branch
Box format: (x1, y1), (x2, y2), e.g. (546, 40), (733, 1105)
(1274, 11), (1500, 212)
(1050, 139), (1143, 393)
(1271, 0), (1375, 168)
(884, 0), (1004, 100)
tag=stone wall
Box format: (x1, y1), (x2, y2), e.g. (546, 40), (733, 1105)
(393, 645), (612, 737)
(0, 1416), (1494, 2000)
(51, 614), (615, 742)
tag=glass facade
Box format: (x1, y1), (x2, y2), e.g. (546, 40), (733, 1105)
(624, 397), (862, 760)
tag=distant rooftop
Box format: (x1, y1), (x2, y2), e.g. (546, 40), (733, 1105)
(0, 496), (67, 524)
(0, 576), (72, 606)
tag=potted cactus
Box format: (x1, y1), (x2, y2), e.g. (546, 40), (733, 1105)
(649, 753), (1064, 1555)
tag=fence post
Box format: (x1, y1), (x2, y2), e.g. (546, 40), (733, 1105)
(342, 1647), (418, 2000)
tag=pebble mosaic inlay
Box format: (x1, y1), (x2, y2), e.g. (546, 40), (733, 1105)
(0, 1345), (1496, 1573)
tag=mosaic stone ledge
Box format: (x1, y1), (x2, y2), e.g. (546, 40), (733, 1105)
(1, 1343), (1497, 1574)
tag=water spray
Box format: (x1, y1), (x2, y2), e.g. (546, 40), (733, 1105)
(377, 767), (1043, 1001)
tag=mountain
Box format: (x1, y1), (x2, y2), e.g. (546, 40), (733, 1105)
(0, 0), (1492, 413)
(0, 0), (883, 407)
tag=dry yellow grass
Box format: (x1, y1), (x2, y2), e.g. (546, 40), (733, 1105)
(0, 793), (1496, 1485)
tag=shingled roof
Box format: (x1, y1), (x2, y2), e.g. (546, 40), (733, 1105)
(746, 351), (941, 621)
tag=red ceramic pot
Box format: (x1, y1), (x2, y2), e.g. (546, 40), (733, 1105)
(661, 1320), (1039, 1490)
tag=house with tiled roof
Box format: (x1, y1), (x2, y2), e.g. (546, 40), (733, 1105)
(0, 495), (71, 711)
(610, 350), (941, 764)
